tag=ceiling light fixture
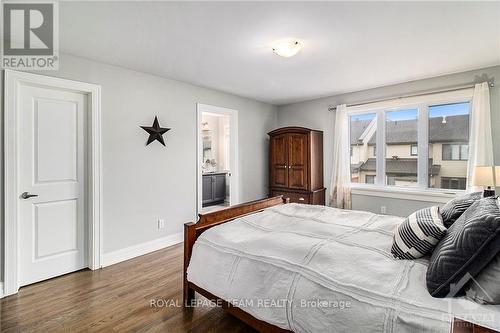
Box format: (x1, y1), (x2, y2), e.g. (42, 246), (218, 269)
(272, 39), (302, 58)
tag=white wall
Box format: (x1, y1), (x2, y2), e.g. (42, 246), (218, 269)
(277, 65), (500, 216)
(0, 54), (277, 280)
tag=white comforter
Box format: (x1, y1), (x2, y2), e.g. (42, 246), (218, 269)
(187, 203), (500, 333)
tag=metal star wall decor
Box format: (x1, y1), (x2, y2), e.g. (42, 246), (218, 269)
(141, 116), (171, 146)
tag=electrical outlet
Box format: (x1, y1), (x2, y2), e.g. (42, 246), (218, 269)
(157, 219), (165, 229)
(380, 206), (387, 214)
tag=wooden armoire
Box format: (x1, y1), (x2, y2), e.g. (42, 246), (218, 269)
(268, 127), (326, 205)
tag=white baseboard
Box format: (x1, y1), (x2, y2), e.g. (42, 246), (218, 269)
(0, 282), (4, 299)
(101, 232), (183, 267)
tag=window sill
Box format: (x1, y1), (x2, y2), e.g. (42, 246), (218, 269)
(350, 184), (462, 203)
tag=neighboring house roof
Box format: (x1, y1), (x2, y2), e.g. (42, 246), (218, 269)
(355, 158), (441, 176)
(350, 119), (372, 145)
(428, 115), (469, 143)
(350, 115), (469, 145)
(350, 162), (363, 173)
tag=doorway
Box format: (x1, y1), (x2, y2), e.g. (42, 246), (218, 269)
(196, 103), (238, 214)
(4, 70), (102, 296)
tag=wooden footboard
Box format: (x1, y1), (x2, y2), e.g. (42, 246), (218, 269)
(183, 196), (289, 306)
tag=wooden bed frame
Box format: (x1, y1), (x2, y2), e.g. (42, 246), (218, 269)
(183, 196), (498, 333)
(184, 196), (291, 333)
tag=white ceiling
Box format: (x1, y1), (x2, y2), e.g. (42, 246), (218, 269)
(60, 1), (500, 105)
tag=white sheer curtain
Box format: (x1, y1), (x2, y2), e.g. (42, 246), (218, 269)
(467, 82), (493, 192)
(329, 104), (351, 208)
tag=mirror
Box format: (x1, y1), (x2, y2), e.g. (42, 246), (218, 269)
(202, 127), (212, 162)
(202, 122), (216, 172)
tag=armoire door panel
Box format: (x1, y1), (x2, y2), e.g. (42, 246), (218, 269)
(270, 134), (288, 188)
(288, 134), (308, 190)
(289, 168), (307, 189)
(273, 168), (287, 187)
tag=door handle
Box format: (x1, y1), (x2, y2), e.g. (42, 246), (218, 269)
(21, 192), (38, 199)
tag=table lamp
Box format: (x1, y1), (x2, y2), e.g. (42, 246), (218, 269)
(472, 166), (497, 197)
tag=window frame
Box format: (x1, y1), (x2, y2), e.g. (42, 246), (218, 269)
(347, 88), (473, 195)
(410, 144), (418, 156)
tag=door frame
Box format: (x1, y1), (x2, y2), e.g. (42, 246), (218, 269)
(3, 70), (102, 296)
(196, 103), (239, 215)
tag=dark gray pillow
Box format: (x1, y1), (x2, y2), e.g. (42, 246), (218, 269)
(465, 254), (500, 304)
(440, 192), (482, 228)
(426, 197), (500, 298)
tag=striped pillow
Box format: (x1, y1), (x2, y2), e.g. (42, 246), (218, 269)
(392, 206), (447, 260)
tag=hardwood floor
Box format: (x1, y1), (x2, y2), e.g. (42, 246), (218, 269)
(0, 244), (256, 333)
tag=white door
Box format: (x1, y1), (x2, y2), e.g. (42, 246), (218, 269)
(226, 114), (238, 205)
(18, 84), (88, 287)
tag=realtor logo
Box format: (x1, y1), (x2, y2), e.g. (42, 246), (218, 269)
(442, 273), (495, 326)
(1, 1), (59, 70)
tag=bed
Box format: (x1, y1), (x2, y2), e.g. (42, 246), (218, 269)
(184, 197), (500, 333)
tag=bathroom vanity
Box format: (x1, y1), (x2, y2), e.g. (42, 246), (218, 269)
(202, 172), (227, 207)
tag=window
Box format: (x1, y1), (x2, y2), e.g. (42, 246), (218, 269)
(365, 175), (376, 184)
(430, 102), (470, 189)
(442, 144), (468, 160)
(441, 177), (467, 190)
(349, 113), (376, 184)
(410, 145), (418, 156)
(385, 109), (418, 187)
(348, 95), (471, 191)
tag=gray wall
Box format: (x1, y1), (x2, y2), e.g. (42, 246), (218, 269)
(0, 71), (3, 281)
(277, 65), (500, 216)
(351, 194), (442, 217)
(1, 54), (277, 280)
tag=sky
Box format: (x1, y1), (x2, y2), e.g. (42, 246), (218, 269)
(350, 102), (470, 122)
(386, 108), (418, 121)
(428, 102), (470, 118)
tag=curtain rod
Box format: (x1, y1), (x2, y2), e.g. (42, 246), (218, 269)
(328, 81), (494, 112)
